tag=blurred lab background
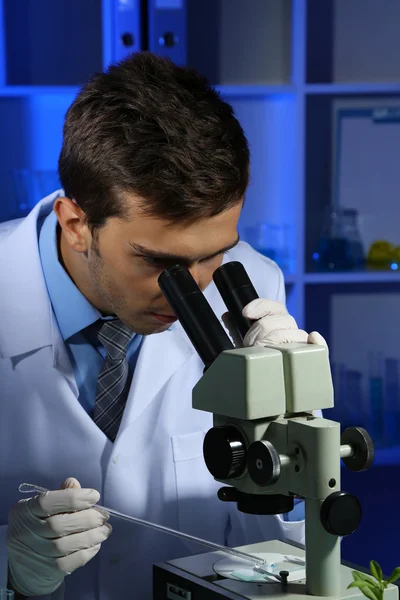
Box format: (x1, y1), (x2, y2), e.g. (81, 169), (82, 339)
(0, 0), (399, 576)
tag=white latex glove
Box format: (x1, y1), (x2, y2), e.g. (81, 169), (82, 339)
(223, 298), (327, 348)
(7, 477), (112, 596)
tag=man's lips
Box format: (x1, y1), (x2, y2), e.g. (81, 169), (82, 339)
(150, 312), (178, 324)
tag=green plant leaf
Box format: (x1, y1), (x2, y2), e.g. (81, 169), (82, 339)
(348, 581), (375, 590)
(386, 567), (400, 584)
(348, 581), (361, 589)
(370, 561), (383, 582)
(356, 584), (381, 600)
(352, 571), (380, 587)
(376, 588), (384, 600)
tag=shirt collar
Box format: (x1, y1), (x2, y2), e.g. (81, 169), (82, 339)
(39, 209), (101, 341)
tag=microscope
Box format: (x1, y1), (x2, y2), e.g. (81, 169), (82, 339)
(153, 261), (396, 600)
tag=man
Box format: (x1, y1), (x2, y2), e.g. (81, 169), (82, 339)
(0, 52), (324, 599)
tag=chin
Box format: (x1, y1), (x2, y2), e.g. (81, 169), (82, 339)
(147, 322), (172, 335)
(125, 321), (171, 336)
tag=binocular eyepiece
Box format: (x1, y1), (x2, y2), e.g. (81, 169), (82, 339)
(158, 261), (259, 367)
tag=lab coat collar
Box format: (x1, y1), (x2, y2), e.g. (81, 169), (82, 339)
(0, 193), (61, 359)
(39, 209), (102, 341)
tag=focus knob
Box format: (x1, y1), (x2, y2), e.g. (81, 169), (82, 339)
(341, 427), (374, 472)
(321, 491), (362, 536)
(203, 426), (246, 479)
(247, 440), (281, 486)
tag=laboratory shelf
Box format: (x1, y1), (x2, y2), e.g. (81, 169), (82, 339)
(216, 84), (296, 98)
(0, 85), (297, 100)
(304, 271), (400, 285)
(305, 82), (400, 95)
(0, 86), (80, 97)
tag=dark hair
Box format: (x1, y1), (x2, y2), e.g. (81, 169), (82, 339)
(58, 52), (249, 229)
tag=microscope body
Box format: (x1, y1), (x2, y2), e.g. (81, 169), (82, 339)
(194, 342), (337, 500)
(195, 343), (344, 598)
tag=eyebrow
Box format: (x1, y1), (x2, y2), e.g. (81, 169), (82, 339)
(129, 235), (240, 264)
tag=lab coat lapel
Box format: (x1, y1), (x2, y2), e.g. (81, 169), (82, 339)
(120, 323), (195, 427)
(0, 197), (56, 358)
(51, 319), (79, 398)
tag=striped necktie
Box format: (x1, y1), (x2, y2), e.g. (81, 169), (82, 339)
(93, 319), (133, 441)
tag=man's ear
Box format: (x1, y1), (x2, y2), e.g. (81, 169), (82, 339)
(53, 196), (91, 253)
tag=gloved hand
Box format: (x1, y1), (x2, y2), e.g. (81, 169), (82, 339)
(223, 298), (327, 348)
(7, 477), (112, 596)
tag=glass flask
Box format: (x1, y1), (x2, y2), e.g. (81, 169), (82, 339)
(341, 208), (365, 268)
(313, 207), (364, 271)
(245, 223), (291, 273)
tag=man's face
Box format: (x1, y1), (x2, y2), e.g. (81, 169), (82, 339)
(80, 201), (242, 335)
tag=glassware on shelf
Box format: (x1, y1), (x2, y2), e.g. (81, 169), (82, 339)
(367, 240), (399, 271)
(384, 358), (400, 448)
(331, 363), (367, 430)
(332, 353), (400, 452)
(330, 362), (348, 425)
(312, 207), (365, 272)
(245, 223), (291, 273)
(369, 351), (384, 448)
(341, 208), (365, 268)
(12, 169), (60, 217)
(345, 369), (364, 425)
(392, 246), (400, 270)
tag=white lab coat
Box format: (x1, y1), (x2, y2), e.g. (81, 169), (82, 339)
(0, 193), (304, 599)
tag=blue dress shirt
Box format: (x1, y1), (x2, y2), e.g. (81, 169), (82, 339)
(39, 209), (142, 414)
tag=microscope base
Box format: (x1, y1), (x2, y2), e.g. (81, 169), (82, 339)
(153, 539), (399, 600)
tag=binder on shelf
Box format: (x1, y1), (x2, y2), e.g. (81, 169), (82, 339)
(103, 0), (144, 67)
(147, 0), (187, 65)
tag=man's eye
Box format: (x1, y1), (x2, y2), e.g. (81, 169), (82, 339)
(142, 256), (166, 267)
(201, 250), (228, 263)
(141, 250), (228, 268)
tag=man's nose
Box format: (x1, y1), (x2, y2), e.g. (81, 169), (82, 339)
(188, 263), (213, 292)
(188, 264), (200, 286)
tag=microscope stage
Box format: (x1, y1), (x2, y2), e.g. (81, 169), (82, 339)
(154, 540), (399, 600)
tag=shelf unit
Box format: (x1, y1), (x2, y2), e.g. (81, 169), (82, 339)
(304, 271), (400, 285)
(0, 0), (399, 574)
(200, 1), (400, 575)
(0, 86), (80, 97)
(305, 83), (400, 94)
